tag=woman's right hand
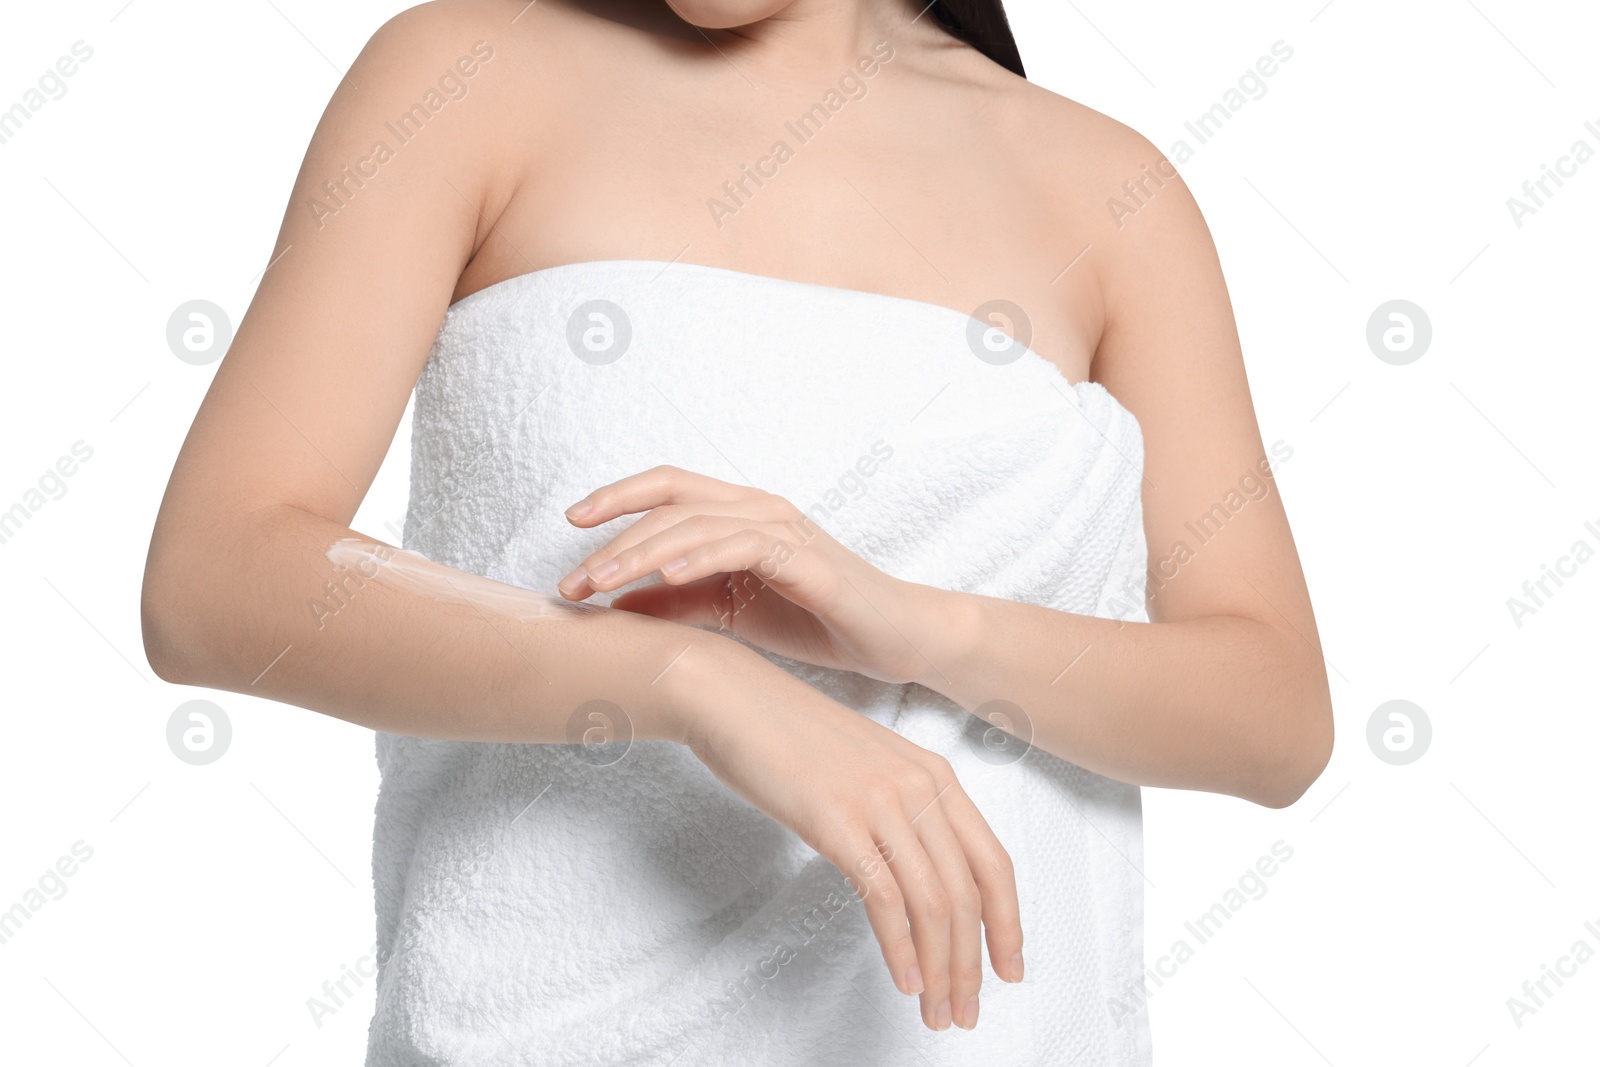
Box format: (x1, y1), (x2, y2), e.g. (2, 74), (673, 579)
(670, 635), (1025, 1032)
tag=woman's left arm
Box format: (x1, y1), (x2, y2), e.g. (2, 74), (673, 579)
(913, 134), (1333, 808)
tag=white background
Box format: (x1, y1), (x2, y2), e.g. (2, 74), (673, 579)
(1, 1), (1595, 1064)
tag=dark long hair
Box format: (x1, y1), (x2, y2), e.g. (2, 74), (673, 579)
(930, 0), (1025, 78)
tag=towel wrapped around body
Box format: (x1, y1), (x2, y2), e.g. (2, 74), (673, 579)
(368, 259), (1154, 1066)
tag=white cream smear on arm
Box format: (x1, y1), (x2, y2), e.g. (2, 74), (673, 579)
(326, 538), (603, 621)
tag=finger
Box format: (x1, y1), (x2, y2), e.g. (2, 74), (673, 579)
(569, 519), (787, 596)
(826, 825), (922, 999)
(905, 788), (985, 1031)
(936, 783), (1024, 985)
(576, 494), (787, 563)
(558, 514), (746, 598)
(643, 530), (836, 617)
(559, 499), (799, 597)
(649, 528), (822, 600)
(564, 465), (762, 527)
(892, 742), (1024, 982)
(874, 805), (954, 1031)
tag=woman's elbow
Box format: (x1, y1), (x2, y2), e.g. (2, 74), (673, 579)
(140, 537), (215, 687)
(1251, 690), (1335, 809)
(142, 568), (192, 685)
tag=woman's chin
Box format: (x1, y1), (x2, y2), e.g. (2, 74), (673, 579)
(664, 0), (793, 30)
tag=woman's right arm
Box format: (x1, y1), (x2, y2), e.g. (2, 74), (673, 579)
(139, 2), (1019, 1033)
(138, 5), (705, 743)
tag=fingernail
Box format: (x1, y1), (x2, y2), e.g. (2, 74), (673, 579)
(588, 559), (620, 582)
(660, 556), (688, 576)
(959, 996), (979, 1030)
(905, 965), (923, 995)
(1008, 952), (1024, 982)
(934, 1000), (951, 1031)
(565, 500), (593, 520)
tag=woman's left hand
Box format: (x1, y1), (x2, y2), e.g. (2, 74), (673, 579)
(557, 465), (940, 685)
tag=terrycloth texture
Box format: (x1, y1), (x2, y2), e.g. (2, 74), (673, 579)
(370, 259), (1153, 1066)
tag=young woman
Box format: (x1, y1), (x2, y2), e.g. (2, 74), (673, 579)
(142, 1), (1333, 1063)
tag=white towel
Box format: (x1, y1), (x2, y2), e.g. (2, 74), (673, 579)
(369, 259), (1153, 1066)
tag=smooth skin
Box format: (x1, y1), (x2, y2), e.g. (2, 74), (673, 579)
(141, 0), (1333, 1038)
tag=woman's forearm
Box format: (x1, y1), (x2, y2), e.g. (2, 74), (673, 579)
(142, 500), (1033, 1022)
(907, 587), (1334, 808)
(140, 502), (719, 744)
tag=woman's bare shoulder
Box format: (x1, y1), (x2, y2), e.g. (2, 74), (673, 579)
(361, 0), (568, 51)
(998, 76), (1174, 191)
(346, 0), (604, 103)
(1000, 79), (1212, 309)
